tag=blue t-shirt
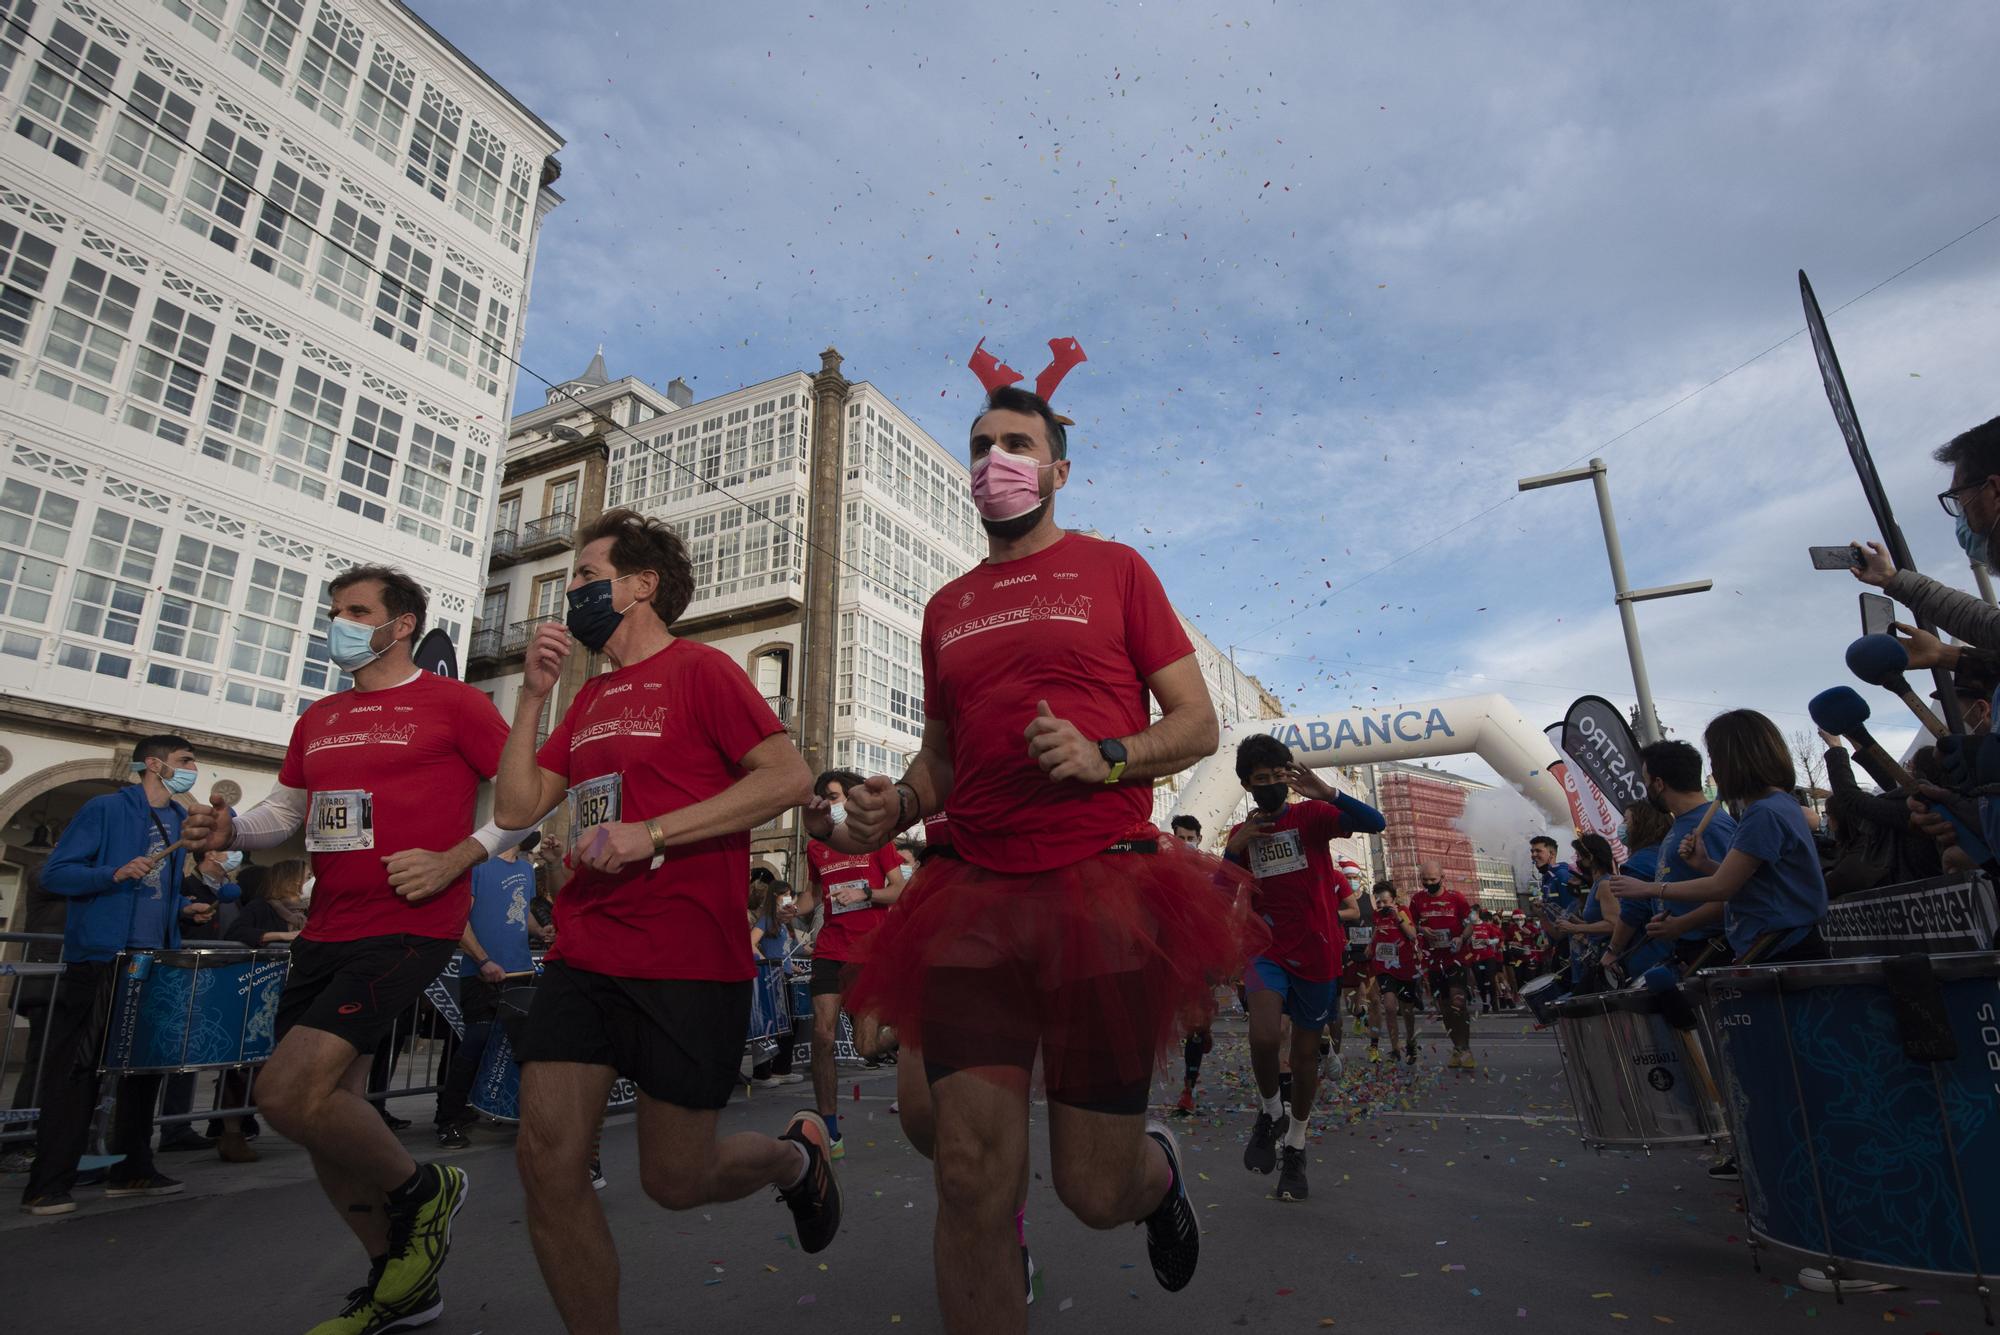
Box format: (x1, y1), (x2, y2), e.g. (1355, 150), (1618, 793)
(126, 808), (181, 949)
(1618, 802), (1737, 972)
(1538, 860), (1578, 914)
(1725, 792), (1828, 955)
(1569, 876), (1609, 984)
(464, 858), (535, 975)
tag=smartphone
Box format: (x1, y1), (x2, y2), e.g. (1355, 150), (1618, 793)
(1860, 591), (1894, 638)
(1809, 544), (1863, 571)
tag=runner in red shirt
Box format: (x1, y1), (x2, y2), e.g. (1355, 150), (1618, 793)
(490, 510), (837, 1332)
(183, 565), (525, 1328)
(1468, 909), (1505, 1013)
(1224, 735), (1381, 1203)
(830, 375), (1261, 1328)
(1408, 862), (1479, 1069)
(1367, 882), (1423, 1064)
(1500, 910), (1528, 1008)
(795, 768), (906, 1158)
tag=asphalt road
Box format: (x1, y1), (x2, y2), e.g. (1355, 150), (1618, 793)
(4, 1012), (1985, 1334)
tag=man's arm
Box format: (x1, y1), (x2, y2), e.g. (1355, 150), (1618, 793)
(576, 732), (814, 875)
(39, 800), (120, 896)
(495, 687), (571, 831)
(829, 716), (955, 854)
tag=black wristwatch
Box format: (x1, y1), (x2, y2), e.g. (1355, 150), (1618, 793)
(1098, 737), (1128, 784)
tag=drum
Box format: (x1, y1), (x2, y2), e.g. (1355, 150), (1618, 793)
(470, 985), (538, 1123)
(1519, 973), (1569, 1025)
(1551, 987), (1725, 1151)
(101, 948), (290, 1073)
(748, 960), (789, 1043)
(1698, 953), (2000, 1296)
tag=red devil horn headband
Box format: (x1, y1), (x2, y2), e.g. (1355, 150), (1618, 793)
(968, 337), (1088, 422)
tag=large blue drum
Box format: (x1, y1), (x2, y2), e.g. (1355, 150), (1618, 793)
(748, 960), (789, 1043)
(1699, 953), (2000, 1292)
(101, 948), (289, 1072)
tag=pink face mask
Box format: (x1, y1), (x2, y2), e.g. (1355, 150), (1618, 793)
(970, 448), (1053, 521)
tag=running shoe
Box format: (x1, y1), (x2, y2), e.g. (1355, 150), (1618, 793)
(307, 1266), (442, 1335)
(590, 1160), (607, 1191)
(1796, 1267), (1903, 1295)
(1142, 1122), (1199, 1292)
(829, 1136), (845, 1162)
(105, 1172), (184, 1198)
(19, 1191), (75, 1215)
(777, 1110), (841, 1254)
(1173, 1087), (1196, 1117)
(778, 1072), (806, 1084)
(755, 1075), (787, 1088)
(1460, 1052), (1478, 1071)
(1706, 1158), (1740, 1182)
(1023, 1245), (1038, 1305)
(0, 1147), (36, 1174)
(374, 1164), (467, 1311)
(378, 1109), (413, 1132)
(1446, 1050), (1465, 1070)
(1243, 1110), (1288, 1174)
(1367, 1043), (1382, 1065)
(1405, 1041), (1418, 1065)
(434, 1124), (469, 1151)
(1275, 1147), (1309, 1202)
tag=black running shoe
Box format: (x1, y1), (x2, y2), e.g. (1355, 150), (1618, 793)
(1142, 1121), (1199, 1292)
(434, 1124), (469, 1151)
(1275, 1147), (1308, 1202)
(1707, 1158), (1740, 1182)
(1243, 1110), (1288, 1174)
(777, 1110), (841, 1253)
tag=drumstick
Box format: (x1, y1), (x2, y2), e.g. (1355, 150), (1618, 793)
(142, 835), (202, 870)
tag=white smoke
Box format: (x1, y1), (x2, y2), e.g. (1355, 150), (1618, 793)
(1456, 782), (1571, 894)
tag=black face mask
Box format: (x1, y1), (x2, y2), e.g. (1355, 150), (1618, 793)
(1250, 782), (1289, 814)
(979, 497), (1050, 542)
(565, 576), (636, 652)
(1421, 880), (1441, 892)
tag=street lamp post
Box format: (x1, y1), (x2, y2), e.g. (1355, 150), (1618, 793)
(1516, 458), (1712, 746)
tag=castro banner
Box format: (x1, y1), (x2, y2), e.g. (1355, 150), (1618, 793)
(1544, 724), (1629, 866)
(1823, 872), (2000, 956)
(1561, 696), (1647, 812)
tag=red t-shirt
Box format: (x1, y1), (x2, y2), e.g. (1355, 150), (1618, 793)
(1469, 920), (1503, 963)
(1408, 886), (1474, 970)
(1369, 906), (1421, 980)
(535, 639), (785, 981)
(280, 672), (508, 944)
(1228, 799), (1359, 983)
(806, 841), (902, 964)
(921, 533), (1194, 873)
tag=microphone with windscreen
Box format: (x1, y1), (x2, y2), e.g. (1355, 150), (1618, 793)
(1846, 635), (1948, 738)
(1810, 685), (1992, 863)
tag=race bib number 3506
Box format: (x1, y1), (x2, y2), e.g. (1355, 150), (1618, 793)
(306, 789), (374, 852)
(1249, 829), (1309, 879)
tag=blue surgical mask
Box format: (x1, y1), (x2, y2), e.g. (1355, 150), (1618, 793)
(223, 850), (243, 872)
(829, 803), (846, 825)
(1956, 510), (1991, 567)
(1615, 823), (1629, 845)
(327, 616), (389, 671)
(138, 759), (198, 794)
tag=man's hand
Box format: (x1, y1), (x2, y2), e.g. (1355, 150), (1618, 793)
(1679, 835), (1718, 875)
(1908, 785), (1959, 845)
(1283, 763), (1337, 802)
(1818, 728), (1844, 751)
(384, 845), (477, 902)
(523, 622), (573, 698)
(829, 884), (870, 909)
(800, 796), (836, 840)
(843, 775), (901, 847)
(180, 901), (215, 924)
(113, 856), (156, 883)
(478, 959), (506, 985)
(1224, 810), (1272, 859)
(181, 796), (234, 853)
(1890, 621), (1954, 671)
(1644, 910), (1685, 941)
(777, 902), (799, 925)
(574, 821), (655, 875)
(1851, 539), (1896, 589)
(1025, 700), (1110, 784)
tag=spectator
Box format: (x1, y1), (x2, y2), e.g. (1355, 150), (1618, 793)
(0, 864), (65, 1174)
(226, 858), (309, 948)
(153, 848), (250, 1154)
(1602, 800), (1672, 980)
(1549, 834), (1619, 991)
(1855, 414), (2000, 650)
(1819, 734), (1945, 897)
(21, 735), (213, 1214)
(749, 879), (804, 1087)
(434, 835), (539, 1148)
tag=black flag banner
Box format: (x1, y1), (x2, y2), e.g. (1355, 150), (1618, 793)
(1800, 269), (1961, 731)
(1560, 695), (1647, 812)
(414, 628), (460, 680)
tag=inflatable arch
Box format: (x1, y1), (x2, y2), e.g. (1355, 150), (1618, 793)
(1170, 693), (1571, 836)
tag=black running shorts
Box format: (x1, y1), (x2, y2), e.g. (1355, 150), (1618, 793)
(514, 961), (750, 1111)
(808, 955), (855, 999)
(1376, 975), (1421, 1005)
(275, 934), (457, 1056)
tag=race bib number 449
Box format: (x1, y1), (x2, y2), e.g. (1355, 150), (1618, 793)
(1249, 829), (1309, 879)
(306, 789), (374, 852)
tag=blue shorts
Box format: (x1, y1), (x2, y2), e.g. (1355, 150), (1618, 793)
(1244, 957), (1336, 1029)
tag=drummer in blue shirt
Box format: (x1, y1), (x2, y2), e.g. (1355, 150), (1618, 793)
(1607, 741), (1737, 977)
(1607, 711), (1829, 967)
(21, 734), (218, 1215)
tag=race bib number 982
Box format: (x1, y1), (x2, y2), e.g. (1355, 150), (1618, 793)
(568, 774), (623, 835)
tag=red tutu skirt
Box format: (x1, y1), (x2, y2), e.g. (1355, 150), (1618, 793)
(845, 841), (1266, 1104)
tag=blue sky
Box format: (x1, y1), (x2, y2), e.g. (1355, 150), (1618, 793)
(422, 0), (2000, 771)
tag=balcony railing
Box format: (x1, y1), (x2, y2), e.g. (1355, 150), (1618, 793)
(502, 615), (564, 655)
(487, 529), (520, 568)
(764, 694), (794, 724)
(517, 511), (576, 558)
(467, 627), (503, 663)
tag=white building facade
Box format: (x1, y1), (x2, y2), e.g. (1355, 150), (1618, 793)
(0, 0), (562, 923)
